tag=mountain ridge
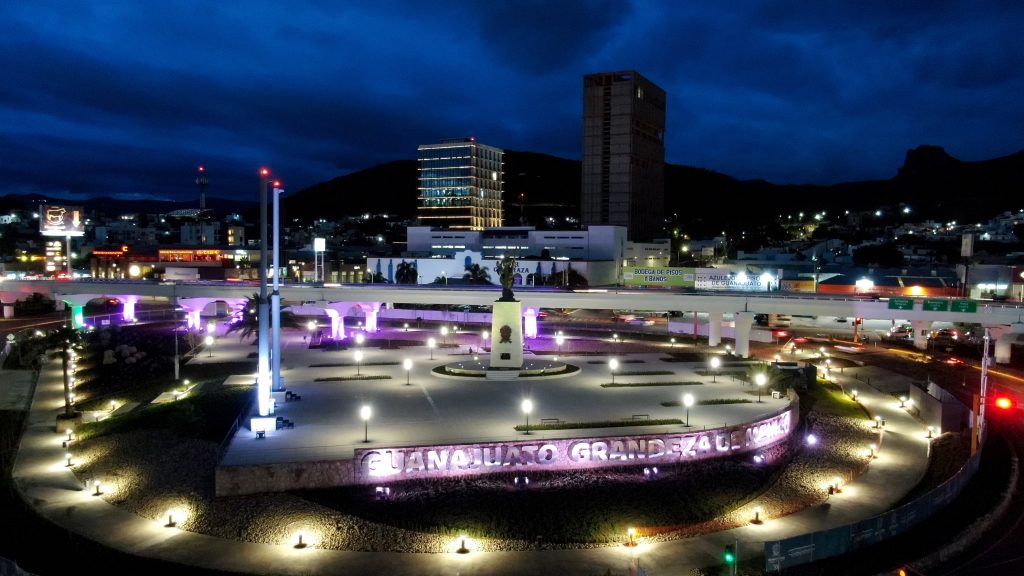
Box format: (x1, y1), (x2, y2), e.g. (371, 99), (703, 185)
(282, 144), (1024, 226)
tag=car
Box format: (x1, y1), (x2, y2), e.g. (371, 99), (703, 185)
(930, 328), (959, 342)
(889, 325), (912, 339)
(944, 357), (965, 366)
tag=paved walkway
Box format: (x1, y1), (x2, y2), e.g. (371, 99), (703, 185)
(11, 348), (933, 575)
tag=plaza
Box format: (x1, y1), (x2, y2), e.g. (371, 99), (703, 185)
(211, 324), (793, 493)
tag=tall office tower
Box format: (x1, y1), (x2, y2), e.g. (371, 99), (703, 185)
(581, 71), (666, 241)
(417, 137), (504, 230)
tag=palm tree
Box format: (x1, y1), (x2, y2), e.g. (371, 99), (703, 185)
(395, 261), (418, 284)
(225, 294), (300, 343)
(463, 263), (492, 285)
(42, 325), (84, 417)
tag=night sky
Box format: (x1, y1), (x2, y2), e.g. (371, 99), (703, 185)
(3, 2), (1023, 203)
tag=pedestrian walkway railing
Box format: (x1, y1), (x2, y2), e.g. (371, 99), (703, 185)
(218, 393), (257, 459)
(764, 432), (983, 571)
(0, 341), (11, 368)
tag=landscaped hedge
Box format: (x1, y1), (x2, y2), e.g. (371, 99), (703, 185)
(601, 381), (702, 388)
(512, 418), (683, 431)
(660, 398), (752, 407)
(313, 375), (392, 382)
(309, 362), (400, 367)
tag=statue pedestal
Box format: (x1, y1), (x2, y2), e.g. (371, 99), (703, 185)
(489, 300), (523, 369)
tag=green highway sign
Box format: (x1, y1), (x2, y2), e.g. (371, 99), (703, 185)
(922, 299), (950, 312)
(888, 298), (915, 310)
(950, 300), (978, 313)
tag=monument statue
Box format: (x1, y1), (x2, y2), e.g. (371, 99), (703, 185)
(495, 256), (517, 301)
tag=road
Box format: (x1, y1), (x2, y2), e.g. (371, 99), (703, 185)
(927, 416), (1024, 576)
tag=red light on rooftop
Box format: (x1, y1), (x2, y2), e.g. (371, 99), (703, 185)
(995, 397), (1013, 410)
(273, 180), (281, 187)
(198, 165), (205, 172)
(260, 167), (269, 176)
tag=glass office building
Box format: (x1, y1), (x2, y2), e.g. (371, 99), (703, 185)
(417, 137), (504, 230)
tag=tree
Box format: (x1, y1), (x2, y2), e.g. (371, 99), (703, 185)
(545, 268), (588, 288)
(41, 325), (85, 417)
(225, 294), (299, 343)
(463, 263), (492, 285)
(395, 261), (418, 284)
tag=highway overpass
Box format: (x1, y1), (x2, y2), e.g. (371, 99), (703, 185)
(2, 279), (1022, 360)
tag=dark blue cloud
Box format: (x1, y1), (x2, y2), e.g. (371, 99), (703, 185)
(1, 1), (1022, 202)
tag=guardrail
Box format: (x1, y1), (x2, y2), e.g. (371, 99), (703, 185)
(764, 421), (983, 571)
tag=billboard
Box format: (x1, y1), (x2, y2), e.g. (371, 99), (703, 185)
(623, 267), (695, 288)
(624, 267), (776, 291)
(961, 232), (974, 257)
(39, 205), (85, 237)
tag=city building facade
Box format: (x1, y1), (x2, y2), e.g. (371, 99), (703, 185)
(581, 71), (666, 241)
(417, 137), (503, 231)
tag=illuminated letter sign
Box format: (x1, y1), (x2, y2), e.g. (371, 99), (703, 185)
(354, 409), (793, 483)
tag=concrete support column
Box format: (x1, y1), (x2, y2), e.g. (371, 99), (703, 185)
(733, 312), (755, 358)
(523, 307), (538, 339)
(122, 296), (138, 322)
(364, 302), (381, 333)
(708, 311), (723, 347)
(71, 305), (85, 329)
(993, 325), (1024, 364)
(911, 320), (933, 350)
(325, 309), (341, 340)
(325, 303), (348, 339)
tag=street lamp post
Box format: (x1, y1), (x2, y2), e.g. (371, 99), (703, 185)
(272, 178), (286, 391)
(521, 398), (533, 435)
(441, 326), (449, 346)
(205, 334), (214, 358)
(482, 330), (489, 350)
(360, 405), (371, 443)
(256, 168), (272, 416)
(428, 337), (436, 360)
(609, 358), (619, 384)
(755, 372), (767, 403)
(710, 356), (721, 382)
(172, 320), (180, 382)
(403, 358), (412, 385)
(555, 334), (564, 355)
(683, 393), (694, 427)
(354, 350), (363, 376)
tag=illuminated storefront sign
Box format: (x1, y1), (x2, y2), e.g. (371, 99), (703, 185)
(623, 267), (695, 288)
(40, 205), (86, 237)
(355, 409), (793, 482)
(159, 249), (223, 262)
(623, 267), (775, 291)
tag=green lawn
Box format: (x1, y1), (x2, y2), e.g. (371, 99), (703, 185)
(803, 379), (868, 420)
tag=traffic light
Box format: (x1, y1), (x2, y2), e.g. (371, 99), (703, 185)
(723, 544), (735, 564)
(995, 396), (1014, 410)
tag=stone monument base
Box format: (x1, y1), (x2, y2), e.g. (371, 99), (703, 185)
(489, 300), (523, 369)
